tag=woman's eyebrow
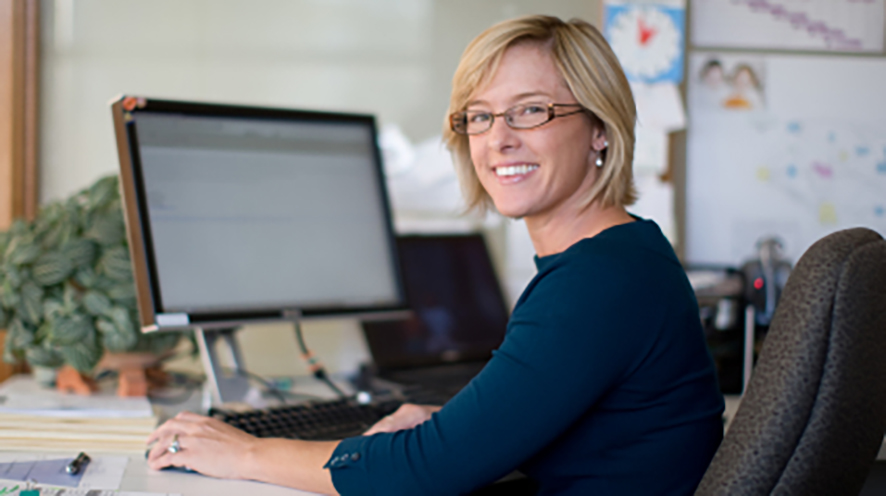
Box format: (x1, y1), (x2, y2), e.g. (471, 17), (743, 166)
(465, 91), (553, 109)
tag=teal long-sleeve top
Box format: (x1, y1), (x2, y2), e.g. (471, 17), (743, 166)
(327, 218), (725, 495)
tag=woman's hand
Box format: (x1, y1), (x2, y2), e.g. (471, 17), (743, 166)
(146, 411), (260, 479)
(363, 403), (442, 435)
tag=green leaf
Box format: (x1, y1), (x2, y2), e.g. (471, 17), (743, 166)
(51, 314), (92, 345)
(40, 219), (76, 250)
(100, 322), (138, 353)
(0, 305), (7, 328)
(84, 211), (125, 246)
(62, 282), (81, 312)
(42, 298), (65, 322)
(60, 239), (97, 269)
(31, 252), (74, 286)
(97, 246), (132, 281)
(7, 319), (35, 350)
(73, 267), (99, 288)
(18, 281), (44, 325)
(25, 345), (65, 368)
(59, 333), (102, 372)
(144, 332), (181, 356)
(83, 291), (113, 316)
(0, 279), (20, 308)
(4, 265), (22, 289)
(106, 281), (136, 302)
(88, 175), (118, 210)
(108, 305), (135, 336)
(99, 306), (138, 352)
(4, 235), (41, 265)
(3, 332), (24, 364)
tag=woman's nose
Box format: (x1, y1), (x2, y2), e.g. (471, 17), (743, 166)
(486, 116), (520, 152)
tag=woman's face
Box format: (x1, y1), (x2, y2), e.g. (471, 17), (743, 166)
(467, 43), (605, 220)
(733, 68), (755, 91)
(702, 65), (724, 87)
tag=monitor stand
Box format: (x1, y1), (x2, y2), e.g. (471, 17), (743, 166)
(195, 327), (251, 405)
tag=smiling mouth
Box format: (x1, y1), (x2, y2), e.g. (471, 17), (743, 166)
(495, 164), (539, 177)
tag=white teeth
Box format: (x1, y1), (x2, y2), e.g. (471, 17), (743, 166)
(495, 164), (538, 177)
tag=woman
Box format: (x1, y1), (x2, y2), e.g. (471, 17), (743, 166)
(147, 15), (724, 495)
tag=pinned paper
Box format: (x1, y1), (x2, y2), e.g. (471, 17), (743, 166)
(631, 82), (686, 132)
(605, 0), (686, 84)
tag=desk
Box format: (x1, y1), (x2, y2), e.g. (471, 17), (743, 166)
(117, 452), (317, 496)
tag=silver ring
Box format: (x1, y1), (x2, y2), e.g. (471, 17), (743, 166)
(167, 434), (181, 454)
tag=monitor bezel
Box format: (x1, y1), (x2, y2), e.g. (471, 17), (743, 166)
(111, 96), (408, 332)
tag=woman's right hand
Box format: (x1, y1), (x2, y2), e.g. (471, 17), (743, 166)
(364, 403), (442, 435)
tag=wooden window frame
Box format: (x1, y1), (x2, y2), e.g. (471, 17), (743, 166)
(1, 0), (40, 381)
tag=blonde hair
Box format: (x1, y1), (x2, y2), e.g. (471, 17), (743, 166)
(444, 15), (637, 213)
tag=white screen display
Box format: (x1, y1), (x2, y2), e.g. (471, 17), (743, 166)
(132, 112), (400, 313)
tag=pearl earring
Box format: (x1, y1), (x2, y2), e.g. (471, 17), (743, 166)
(595, 155), (604, 168)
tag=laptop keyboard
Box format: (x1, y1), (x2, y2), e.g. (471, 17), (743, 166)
(382, 362), (486, 396)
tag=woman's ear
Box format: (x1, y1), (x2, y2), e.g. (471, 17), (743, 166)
(592, 127), (608, 152)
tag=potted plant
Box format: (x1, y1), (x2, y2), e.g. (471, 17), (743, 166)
(0, 175), (182, 386)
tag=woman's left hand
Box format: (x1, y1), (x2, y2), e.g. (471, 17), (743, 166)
(146, 411), (261, 479)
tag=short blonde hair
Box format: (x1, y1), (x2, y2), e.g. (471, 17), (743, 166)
(444, 15), (637, 213)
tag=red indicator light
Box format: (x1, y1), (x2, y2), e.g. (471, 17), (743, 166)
(754, 277), (764, 290)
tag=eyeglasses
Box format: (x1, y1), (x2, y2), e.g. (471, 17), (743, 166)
(449, 103), (586, 135)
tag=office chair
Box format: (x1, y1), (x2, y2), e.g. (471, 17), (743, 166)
(695, 227), (886, 496)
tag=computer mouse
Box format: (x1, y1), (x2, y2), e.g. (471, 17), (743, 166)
(145, 449), (198, 473)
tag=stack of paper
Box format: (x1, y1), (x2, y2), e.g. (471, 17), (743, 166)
(0, 376), (157, 453)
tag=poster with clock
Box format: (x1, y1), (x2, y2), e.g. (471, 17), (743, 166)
(604, 0), (686, 84)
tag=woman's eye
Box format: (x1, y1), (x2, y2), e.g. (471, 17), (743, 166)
(521, 105), (546, 115)
(468, 113), (491, 123)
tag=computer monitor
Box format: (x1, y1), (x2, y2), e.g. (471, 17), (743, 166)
(110, 96), (407, 402)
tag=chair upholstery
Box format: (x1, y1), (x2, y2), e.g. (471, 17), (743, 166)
(695, 227), (886, 496)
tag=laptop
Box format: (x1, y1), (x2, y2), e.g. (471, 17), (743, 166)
(361, 234), (510, 399)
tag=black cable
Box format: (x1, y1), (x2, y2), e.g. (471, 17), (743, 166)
(294, 320), (348, 399)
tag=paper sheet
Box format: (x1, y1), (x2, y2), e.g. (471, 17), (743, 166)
(0, 454), (127, 491)
(631, 82), (686, 132)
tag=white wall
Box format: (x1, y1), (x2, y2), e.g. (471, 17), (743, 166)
(40, 0), (601, 203)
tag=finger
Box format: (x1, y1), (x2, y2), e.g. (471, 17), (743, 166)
(147, 418), (184, 445)
(174, 410), (204, 421)
(148, 447), (193, 471)
(148, 433), (186, 461)
(364, 415), (397, 435)
(146, 433), (179, 463)
(147, 413), (205, 444)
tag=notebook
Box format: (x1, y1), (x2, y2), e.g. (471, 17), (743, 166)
(361, 234), (510, 398)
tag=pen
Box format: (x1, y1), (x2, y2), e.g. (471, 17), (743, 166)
(66, 452), (91, 475)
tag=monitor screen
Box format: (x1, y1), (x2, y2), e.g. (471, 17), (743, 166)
(362, 234), (510, 369)
(111, 97), (406, 330)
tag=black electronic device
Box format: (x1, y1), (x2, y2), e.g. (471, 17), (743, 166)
(688, 267), (747, 394)
(361, 234), (510, 398)
(110, 96), (407, 403)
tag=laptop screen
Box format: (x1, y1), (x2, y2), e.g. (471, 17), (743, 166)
(362, 234), (510, 370)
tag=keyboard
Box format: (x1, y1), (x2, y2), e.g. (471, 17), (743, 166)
(210, 387), (449, 441)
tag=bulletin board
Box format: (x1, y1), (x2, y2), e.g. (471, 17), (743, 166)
(685, 53), (886, 264)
